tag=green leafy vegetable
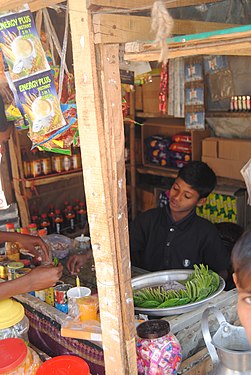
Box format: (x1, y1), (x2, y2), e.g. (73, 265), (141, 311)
(133, 264), (221, 309)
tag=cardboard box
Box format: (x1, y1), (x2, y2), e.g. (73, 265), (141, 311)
(142, 75), (160, 113)
(202, 156), (245, 181)
(202, 137), (251, 181)
(202, 137), (218, 158)
(218, 138), (251, 162)
(142, 118), (210, 167)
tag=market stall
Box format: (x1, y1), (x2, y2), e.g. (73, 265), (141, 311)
(0, 0), (250, 374)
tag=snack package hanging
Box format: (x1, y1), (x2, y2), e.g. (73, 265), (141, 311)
(14, 69), (66, 145)
(0, 8), (50, 81)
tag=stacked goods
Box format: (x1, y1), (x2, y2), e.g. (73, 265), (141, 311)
(144, 132), (191, 169)
(169, 132), (192, 168)
(196, 192), (237, 224)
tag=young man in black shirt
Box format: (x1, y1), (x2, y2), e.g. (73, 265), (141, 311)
(130, 161), (229, 280)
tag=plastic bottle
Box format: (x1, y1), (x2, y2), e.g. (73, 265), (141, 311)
(40, 213), (51, 234)
(54, 209), (63, 234)
(65, 205), (75, 233)
(40, 151), (52, 176)
(78, 202), (87, 229)
(72, 147), (82, 169)
(30, 149), (42, 178)
(5, 223), (20, 261)
(21, 148), (31, 178)
(47, 204), (55, 233)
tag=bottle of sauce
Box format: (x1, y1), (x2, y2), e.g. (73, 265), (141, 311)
(40, 213), (51, 234)
(65, 205), (75, 233)
(5, 223), (20, 262)
(78, 202), (87, 229)
(47, 205), (55, 233)
(21, 148), (31, 178)
(28, 223), (38, 236)
(54, 209), (63, 234)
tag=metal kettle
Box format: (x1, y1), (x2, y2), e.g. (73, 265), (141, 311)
(201, 306), (251, 375)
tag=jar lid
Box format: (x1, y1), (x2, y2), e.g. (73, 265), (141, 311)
(0, 338), (27, 373)
(0, 299), (25, 329)
(36, 355), (90, 374)
(136, 319), (170, 339)
(7, 262), (24, 270)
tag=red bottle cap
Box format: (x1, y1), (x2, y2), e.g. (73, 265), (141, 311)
(28, 223), (37, 229)
(5, 223), (15, 230)
(41, 213), (47, 219)
(36, 355), (90, 375)
(20, 227), (29, 235)
(0, 338), (27, 374)
(55, 209), (61, 215)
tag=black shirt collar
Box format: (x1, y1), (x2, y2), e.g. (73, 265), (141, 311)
(164, 204), (197, 230)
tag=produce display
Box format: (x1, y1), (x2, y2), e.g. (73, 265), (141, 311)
(133, 264), (220, 309)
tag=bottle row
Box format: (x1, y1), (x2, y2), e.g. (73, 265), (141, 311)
(21, 147), (82, 179)
(230, 95), (251, 112)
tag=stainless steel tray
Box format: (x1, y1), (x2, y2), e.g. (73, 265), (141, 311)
(132, 269), (225, 316)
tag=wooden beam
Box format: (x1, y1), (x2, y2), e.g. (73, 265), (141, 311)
(93, 14), (239, 44)
(69, 0), (137, 374)
(125, 25), (251, 61)
(88, 0), (223, 10)
(0, 0), (63, 12)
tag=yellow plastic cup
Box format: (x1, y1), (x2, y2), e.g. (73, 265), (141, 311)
(77, 295), (99, 322)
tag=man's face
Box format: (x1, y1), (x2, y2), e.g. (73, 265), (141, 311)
(234, 273), (251, 345)
(169, 177), (204, 218)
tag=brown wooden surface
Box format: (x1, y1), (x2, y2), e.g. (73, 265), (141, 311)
(88, 0), (223, 10)
(69, 1), (137, 373)
(8, 129), (30, 227)
(93, 14), (239, 44)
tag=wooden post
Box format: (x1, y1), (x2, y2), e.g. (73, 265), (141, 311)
(69, 1), (137, 373)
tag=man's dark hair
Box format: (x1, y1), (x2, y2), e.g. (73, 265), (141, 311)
(232, 229), (251, 289)
(178, 161), (216, 198)
(0, 94), (9, 133)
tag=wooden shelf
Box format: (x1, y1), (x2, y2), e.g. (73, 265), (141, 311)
(206, 111), (251, 118)
(136, 112), (181, 119)
(137, 165), (178, 178)
(24, 170), (83, 188)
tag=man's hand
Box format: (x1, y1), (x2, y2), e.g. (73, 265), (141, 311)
(27, 263), (63, 290)
(67, 253), (91, 275)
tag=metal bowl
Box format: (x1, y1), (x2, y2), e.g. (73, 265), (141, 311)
(132, 269), (225, 316)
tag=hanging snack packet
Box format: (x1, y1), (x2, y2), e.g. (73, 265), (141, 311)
(14, 69), (66, 144)
(0, 8), (50, 81)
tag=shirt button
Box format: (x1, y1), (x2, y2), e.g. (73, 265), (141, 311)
(170, 228), (175, 232)
(166, 242), (170, 246)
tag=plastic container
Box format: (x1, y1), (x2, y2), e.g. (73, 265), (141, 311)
(136, 320), (182, 375)
(7, 261), (24, 280)
(36, 355), (90, 375)
(0, 299), (29, 341)
(67, 287), (91, 318)
(77, 295), (99, 322)
(0, 338), (41, 374)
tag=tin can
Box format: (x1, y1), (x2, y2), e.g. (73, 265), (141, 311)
(45, 287), (55, 306)
(7, 262), (24, 281)
(54, 284), (71, 314)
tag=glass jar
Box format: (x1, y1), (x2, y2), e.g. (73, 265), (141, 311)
(136, 320), (182, 375)
(0, 299), (29, 342)
(0, 338), (41, 374)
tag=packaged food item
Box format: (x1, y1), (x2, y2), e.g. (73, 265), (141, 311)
(5, 223), (20, 262)
(0, 338), (41, 374)
(52, 155), (63, 173)
(172, 132), (192, 143)
(169, 142), (192, 154)
(77, 295), (99, 322)
(54, 284), (72, 314)
(136, 320), (182, 375)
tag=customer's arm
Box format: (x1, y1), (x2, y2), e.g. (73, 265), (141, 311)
(0, 264), (63, 301)
(0, 231), (49, 261)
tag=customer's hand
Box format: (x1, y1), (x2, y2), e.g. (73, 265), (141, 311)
(18, 234), (50, 261)
(27, 263), (63, 291)
(67, 253), (91, 275)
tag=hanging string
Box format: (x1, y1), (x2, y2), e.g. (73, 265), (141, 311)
(151, 0), (174, 64)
